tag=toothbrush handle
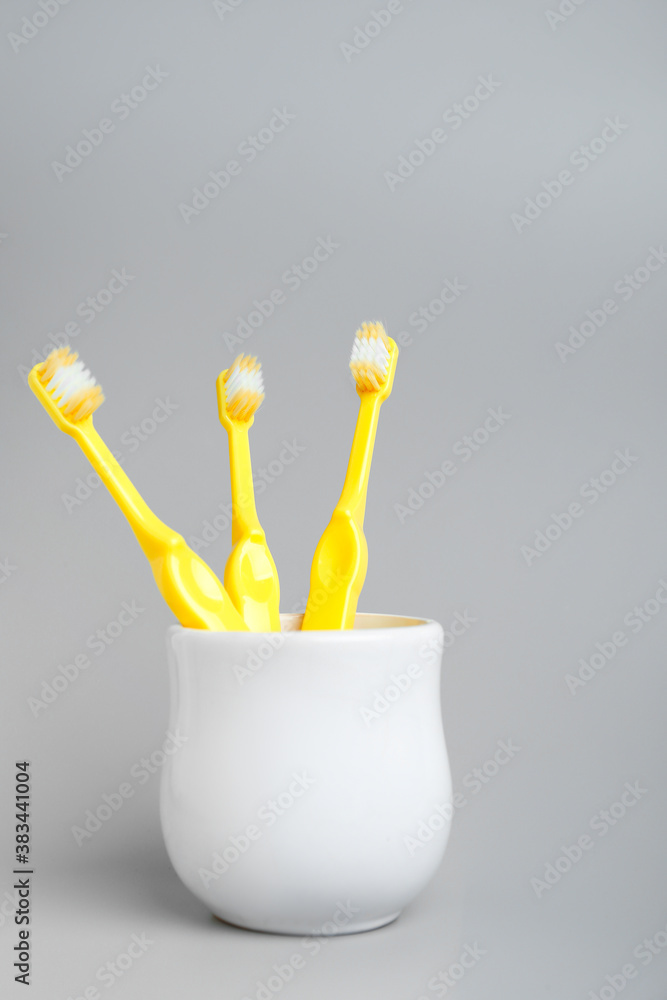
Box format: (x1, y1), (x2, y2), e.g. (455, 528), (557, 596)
(76, 421), (246, 631)
(302, 395), (381, 631)
(338, 392), (383, 528)
(302, 511), (367, 630)
(227, 424), (260, 542)
(303, 338), (398, 632)
(224, 421), (281, 631)
(77, 421), (178, 557)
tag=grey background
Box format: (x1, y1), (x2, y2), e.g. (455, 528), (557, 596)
(2, 0), (667, 997)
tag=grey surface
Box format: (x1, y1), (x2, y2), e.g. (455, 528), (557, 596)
(2, 0), (667, 997)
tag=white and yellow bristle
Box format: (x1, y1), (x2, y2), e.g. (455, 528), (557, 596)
(223, 354), (264, 421)
(39, 346), (104, 421)
(349, 322), (391, 392)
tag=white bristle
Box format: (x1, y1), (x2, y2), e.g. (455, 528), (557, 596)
(349, 322), (391, 391)
(39, 347), (104, 420)
(46, 360), (97, 411)
(224, 356), (264, 420)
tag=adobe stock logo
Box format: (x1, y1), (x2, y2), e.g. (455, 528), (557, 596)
(51, 68), (169, 182)
(18, 267), (136, 385)
(222, 237), (340, 351)
(198, 773), (317, 887)
(384, 75), (501, 192)
(417, 943), (486, 999)
(0, 558), (17, 585)
(8, 0), (73, 54)
(394, 407), (511, 523)
(587, 919), (667, 1000)
(71, 730), (188, 845)
(520, 449), (638, 566)
(394, 277), (468, 348)
(545, 0), (589, 31)
(28, 600), (145, 718)
(565, 578), (667, 695)
(178, 108), (295, 224)
(530, 781), (647, 899)
(212, 0), (247, 18)
(339, 1), (417, 63)
(65, 933), (154, 999)
(555, 246), (667, 362)
(511, 117), (629, 233)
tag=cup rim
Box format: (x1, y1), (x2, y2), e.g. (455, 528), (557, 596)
(167, 612), (440, 641)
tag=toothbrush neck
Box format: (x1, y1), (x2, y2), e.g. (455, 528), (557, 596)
(338, 392), (382, 526)
(77, 423), (178, 558)
(228, 425), (261, 544)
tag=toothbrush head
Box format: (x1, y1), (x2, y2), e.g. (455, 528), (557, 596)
(28, 346), (104, 433)
(217, 354), (264, 428)
(349, 322), (398, 399)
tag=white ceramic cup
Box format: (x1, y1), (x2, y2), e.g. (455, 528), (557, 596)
(160, 613), (452, 935)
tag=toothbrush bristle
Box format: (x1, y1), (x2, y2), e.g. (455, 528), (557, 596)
(350, 322), (391, 392)
(224, 354), (264, 421)
(38, 346), (104, 421)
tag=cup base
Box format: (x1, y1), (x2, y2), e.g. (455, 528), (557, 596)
(212, 911), (401, 937)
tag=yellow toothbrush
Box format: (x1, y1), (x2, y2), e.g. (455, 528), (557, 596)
(216, 355), (281, 632)
(301, 323), (398, 630)
(29, 347), (248, 631)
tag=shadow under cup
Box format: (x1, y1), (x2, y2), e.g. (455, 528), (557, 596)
(160, 613), (452, 936)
